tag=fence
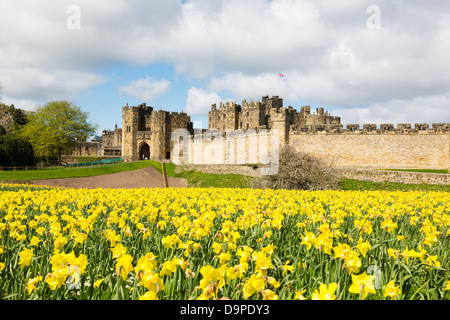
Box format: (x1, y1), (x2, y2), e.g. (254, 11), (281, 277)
(0, 166), (41, 171)
(0, 157), (125, 171)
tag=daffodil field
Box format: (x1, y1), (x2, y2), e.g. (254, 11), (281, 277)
(0, 183), (449, 300)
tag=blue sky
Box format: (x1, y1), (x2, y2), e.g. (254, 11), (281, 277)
(72, 63), (208, 132)
(1, 0), (449, 137)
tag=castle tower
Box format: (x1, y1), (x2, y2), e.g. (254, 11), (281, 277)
(122, 103), (153, 161)
(262, 96), (283, 115)
(147, 110), (165, 160)
(269, 107), (289, 144)
(208, 101), (241, 132)
(241, 100), (267, 130)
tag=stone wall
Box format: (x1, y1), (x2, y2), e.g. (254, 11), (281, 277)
(289, 132), (450, 170)
(336, 169), (450, 185)
(172, 129), (277, 167)
(71, 142), (101, 157)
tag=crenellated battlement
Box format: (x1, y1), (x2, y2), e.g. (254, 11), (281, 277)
(209, 96), (339, 132)
(290, 123), (450, 134)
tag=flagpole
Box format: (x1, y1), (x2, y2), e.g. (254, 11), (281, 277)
(275, 75), (278, 96)
(276, 73), (284, 96)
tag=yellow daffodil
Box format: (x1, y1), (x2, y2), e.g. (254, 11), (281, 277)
(93, 278), (104, 289)
(381, 219), (398, 233)
(293, 290), (307, 300)
(384, 280), (401, 300)
(159, 258), (183, 276)
(140, 272), (165, 292)
(116, 254), (133, 280)
(355, 239), (371, 258)
(242, 272), (265, 298)
(111, 243), (127, 259)
(388, 248), (400, 259)
(26, 276), (42, 295)
(261, 289), (278, 300)
(135, 252), (158, 277)
(349, 272), (376, 299)
(345, 251), (362, 274)
(29, 236), (41, 247)
(312, 283), (337, 300)
(139, 291), (159, 300)
(280, 261), (294, 276)
(18, 248), (33, 268)
(217, 252), (231, 265)
(301, 232), (316, 250)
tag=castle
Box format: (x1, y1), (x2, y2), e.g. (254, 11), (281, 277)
(71, 96), (450, 170)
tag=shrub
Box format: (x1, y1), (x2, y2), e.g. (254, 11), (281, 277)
(257, 145), (340, 190)
(0, 135), (35, 167)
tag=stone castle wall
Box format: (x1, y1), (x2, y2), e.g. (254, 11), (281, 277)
(172, 129), (277, 167)
(67, 96), (450, 172)
(71, 142), (101, 157)
(173, 127), (450, 171)
(289, 126), (450, 170)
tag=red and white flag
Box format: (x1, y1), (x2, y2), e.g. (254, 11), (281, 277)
(278, 73), (284, 77)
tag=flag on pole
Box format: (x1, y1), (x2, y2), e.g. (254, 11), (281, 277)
(278, 73), (284, 77)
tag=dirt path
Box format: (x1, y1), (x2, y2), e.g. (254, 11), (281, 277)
(20, 166), (188, 189)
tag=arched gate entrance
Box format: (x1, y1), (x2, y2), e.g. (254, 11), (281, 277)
(139, 142), (150, 160)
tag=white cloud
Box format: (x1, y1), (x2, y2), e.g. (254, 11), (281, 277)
(337, 94), (450, 125)
(1, 67), (106, 108)
(186, 87), (222, 115)
(1, 0), (450, 125)
(0, 95), (38, 112)
(118, 77), (170, 102)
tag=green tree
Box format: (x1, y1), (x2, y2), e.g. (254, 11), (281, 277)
(21, 101), (97, 163)
(9, 104), (29, 126)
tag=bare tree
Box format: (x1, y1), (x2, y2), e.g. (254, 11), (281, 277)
(257, 145), (341, 190)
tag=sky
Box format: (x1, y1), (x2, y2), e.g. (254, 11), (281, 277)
(1, 0), (449, 136)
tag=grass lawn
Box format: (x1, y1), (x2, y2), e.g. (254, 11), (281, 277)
(0, 160), (156, 181)
(159, 163), (450, 191)
(339, 178), (450, 192)
(159, 162), (255, 188)
(1, 160), (449, 192)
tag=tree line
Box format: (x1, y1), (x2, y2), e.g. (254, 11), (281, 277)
(0, 100), (97, 167)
